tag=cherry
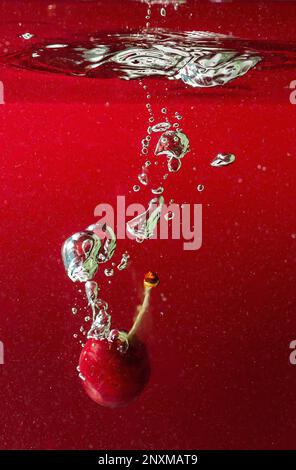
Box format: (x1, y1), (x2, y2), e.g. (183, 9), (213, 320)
(79, 272), (159, 408)
(79, 335), (150, 408)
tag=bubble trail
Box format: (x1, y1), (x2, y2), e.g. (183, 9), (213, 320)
(5, 31), (264, 86)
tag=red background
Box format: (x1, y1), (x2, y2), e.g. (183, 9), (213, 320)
(0, 0), (296, 450)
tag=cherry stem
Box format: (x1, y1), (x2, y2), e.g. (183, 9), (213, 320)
(128, 287), (151, 340)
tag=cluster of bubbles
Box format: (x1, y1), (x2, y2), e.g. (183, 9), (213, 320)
(136, 81), (190, 196)
(61, 221), (131, 351)
(59, 0), (240, 365)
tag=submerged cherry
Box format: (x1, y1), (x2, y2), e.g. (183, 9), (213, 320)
(79, 272), (159, 407)
(79, 335), (150, 408)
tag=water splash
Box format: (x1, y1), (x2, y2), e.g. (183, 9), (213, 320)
(175, 52), (261, 88)
(2, 30), (267, 87)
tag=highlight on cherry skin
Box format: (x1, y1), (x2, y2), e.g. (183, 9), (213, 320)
(79, 272), (159, 408)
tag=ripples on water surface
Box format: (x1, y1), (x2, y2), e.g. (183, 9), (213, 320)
(2, 30), (296, 87)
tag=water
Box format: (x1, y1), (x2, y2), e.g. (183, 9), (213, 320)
(87, 307), (111, 340)
(211, 153), (236, 167)
(151, 122), (171, 132)
(61, 224), (116, 282)
(155, 130), (188, 158)
(3, 29), (296, 86)
(2, 0), (296, 449)
(85, 280), (99, 307)
(117, 252), (130, 271)
(126, 196), (165, 241)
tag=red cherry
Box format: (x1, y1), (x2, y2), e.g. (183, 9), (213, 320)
(79, 335), (150, 408)
(79, 272), (158, 407)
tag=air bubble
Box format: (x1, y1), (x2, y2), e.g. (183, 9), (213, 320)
(155, 130), (189, 160)
(165, 211), (174, 221)
(62, 224), (116, 282)
(211, 153), (236, 167)
(151, 122), (171, 133)
(20, 32), (34, 40)
(138, 173), (149, 186)
(108, 329), (129, 354)
(127, 196), (164, 242)
(168, 157), (181, 173)
(117, 252), (130, 271)
(151, 186), (164, 195)
(104, 268), (114, 277)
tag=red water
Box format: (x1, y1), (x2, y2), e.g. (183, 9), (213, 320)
(1, 0), (296, 450)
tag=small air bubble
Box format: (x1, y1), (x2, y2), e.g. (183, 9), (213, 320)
(151, 186), (164, 195)
(165, 211), (174, 221)
(138, 173), (149, 186)
(104, 268), (114, 277)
